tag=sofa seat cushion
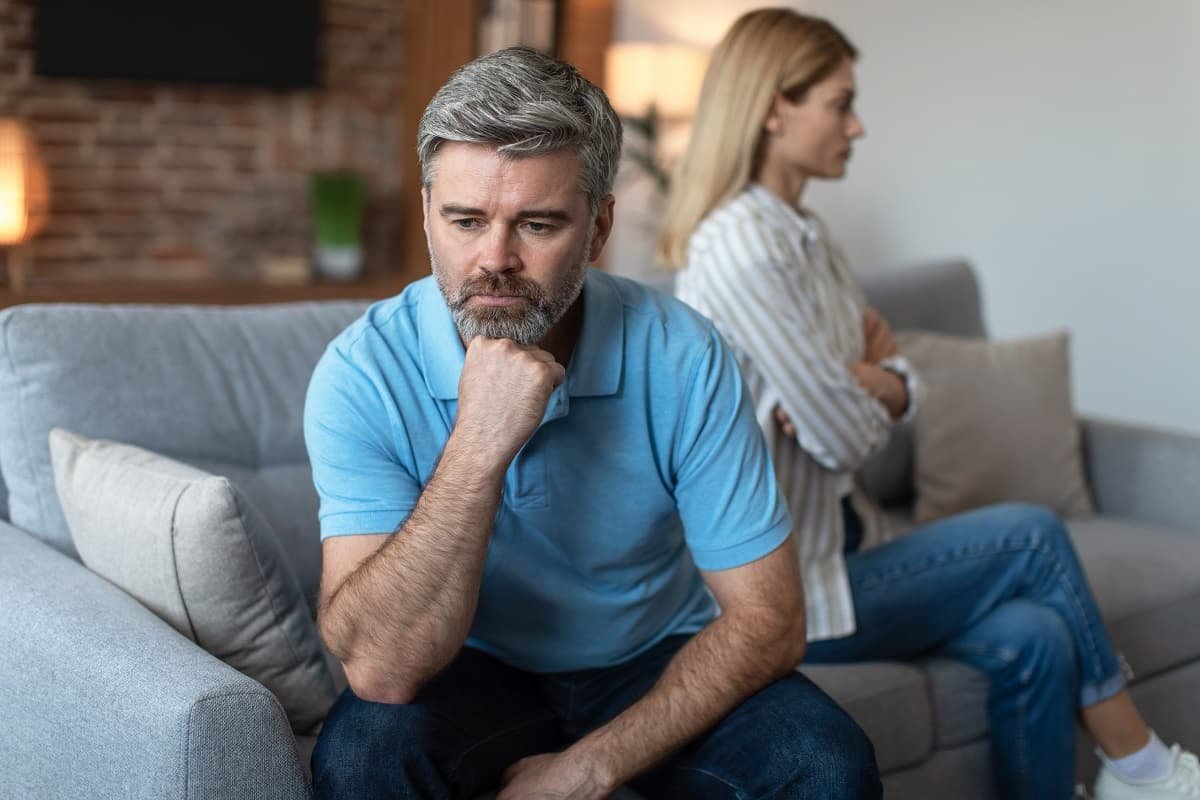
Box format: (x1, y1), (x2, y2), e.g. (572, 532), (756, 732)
(1067, 515), (1200, 680)
(920, 657), (990, 749)
(801, 661), (933, 773)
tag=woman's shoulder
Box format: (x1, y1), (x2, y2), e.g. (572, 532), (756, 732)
(691, 190), (811, 272)
(688, 188), (795, 261)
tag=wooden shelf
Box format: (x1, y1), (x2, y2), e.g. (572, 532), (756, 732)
(0, 272), (418, 309)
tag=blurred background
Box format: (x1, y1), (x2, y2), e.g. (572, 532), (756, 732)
(0, 0), (1196, 434)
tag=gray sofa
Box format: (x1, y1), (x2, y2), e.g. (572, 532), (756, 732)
(0, 261), (1197, 799)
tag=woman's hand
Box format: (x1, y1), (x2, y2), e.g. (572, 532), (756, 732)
(862, 308), (899, 363)
(774, 406), (798, 438)
(850, 361), (908, 419)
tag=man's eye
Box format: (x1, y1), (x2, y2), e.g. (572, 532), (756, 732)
(524, 221), (553, 234)
(452, 219), (479, 230)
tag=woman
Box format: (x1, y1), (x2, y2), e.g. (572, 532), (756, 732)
(661, 9), (1197, 800)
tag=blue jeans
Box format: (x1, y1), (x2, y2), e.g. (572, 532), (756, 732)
(806, 502), (1126, 800)
(312, 633), (882, 799)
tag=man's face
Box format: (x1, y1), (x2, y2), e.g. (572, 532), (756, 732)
(423, 142), (612, 346)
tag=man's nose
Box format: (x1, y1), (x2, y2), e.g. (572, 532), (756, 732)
(478, 226), (521, 274)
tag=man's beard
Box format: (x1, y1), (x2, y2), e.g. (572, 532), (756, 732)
(432, 248), (589, 345)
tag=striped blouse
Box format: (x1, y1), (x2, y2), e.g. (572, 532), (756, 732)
(675, 183), (920, 641)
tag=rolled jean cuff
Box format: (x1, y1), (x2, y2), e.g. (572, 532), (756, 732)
(1081, 668), (1127, 708)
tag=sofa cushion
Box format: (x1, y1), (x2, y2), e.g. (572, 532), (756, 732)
(919, 657), (990, 749)
(1068, 515), (1200, 680)
(899, 330), (1094, 522)
(0, 300), (366, 604)
(49, 428), (338, 734)
(802, 661), (933, 773)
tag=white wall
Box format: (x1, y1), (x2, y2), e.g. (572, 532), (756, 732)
(615, 0), (1200, 435)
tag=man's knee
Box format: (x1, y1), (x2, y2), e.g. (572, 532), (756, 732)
(813, 702), (882, 798)
(768, 675), (882, 798)
(311, 689), (444, 799)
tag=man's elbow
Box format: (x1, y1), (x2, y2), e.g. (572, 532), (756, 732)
(343, 661), (421, 705)
(775, 616), (808, 672)
(318, 613), (422, 704)
(749, 608), (807, 676)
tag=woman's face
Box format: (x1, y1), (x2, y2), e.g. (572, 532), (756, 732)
(762, 57), (865, 182)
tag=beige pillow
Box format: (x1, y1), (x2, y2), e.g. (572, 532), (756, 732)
(49, 428), (337, 733)
(898, 331), (1094, 523)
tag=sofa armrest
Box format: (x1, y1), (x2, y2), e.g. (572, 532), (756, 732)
(0, 522), (311, 800)
(1081, 416), (1200, 533)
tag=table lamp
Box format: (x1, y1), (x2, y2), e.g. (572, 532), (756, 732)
(0, 119), (51, 293)
(604, 42), (708, 190)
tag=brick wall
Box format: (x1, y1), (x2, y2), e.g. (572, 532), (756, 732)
(0, 0), (402, 287)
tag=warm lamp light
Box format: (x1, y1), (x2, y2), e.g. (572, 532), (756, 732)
(604, 43), (708, 120)
(0, 120), (50, 245)
(0, 119), (50, 293)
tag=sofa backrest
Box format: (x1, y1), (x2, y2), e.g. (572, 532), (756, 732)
(855, 258), (987, 507)
(858, 259), (986, 339)
(0, 300), (368, 604)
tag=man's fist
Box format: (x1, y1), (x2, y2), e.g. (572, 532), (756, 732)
(454, 337), (566, 464)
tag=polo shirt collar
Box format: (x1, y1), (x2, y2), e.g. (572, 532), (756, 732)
(567, 268), (623, 397)
(418, 268), (623, 401)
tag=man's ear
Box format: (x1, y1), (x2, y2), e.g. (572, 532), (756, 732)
(588, 194), (616, 263)
(421, 185), (431, 238)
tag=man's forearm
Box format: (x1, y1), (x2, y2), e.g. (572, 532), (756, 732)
(320, 432), (506, 702)
(569, 605), (807, 790)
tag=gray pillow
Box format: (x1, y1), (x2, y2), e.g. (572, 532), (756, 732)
(49, 428), (337, 734)
(898, 331), (1094, 523)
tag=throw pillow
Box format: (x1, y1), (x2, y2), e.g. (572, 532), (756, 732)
(49, 428), (337, 734)
(897, 331), (1094, 523)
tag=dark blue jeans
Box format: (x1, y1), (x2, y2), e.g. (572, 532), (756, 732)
(807, 503), (1126, 800)
(312, 633), (882, 799)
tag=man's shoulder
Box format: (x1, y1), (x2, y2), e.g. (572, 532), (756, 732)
(310, 277), (439, 404)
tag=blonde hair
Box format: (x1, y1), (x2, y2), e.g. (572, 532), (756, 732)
(657, 9), (856, 267)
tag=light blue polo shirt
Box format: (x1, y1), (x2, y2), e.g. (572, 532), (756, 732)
(304, 268), (790, 673)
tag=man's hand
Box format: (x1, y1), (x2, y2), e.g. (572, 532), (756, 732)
(497, 751), (612, 800)
(862, 307), (899, 364)
(850, 361), (908, 419)
(455, 336), (566, 464)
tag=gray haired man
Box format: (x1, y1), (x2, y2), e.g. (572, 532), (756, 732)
(304, 47), (880, 799)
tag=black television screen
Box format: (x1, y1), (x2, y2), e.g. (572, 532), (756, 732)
(34, 0), (321, 90)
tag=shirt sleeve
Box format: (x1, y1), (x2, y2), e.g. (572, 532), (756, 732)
(303, 342), (422, 539)
(690, 219), (893, 473)
(879, 354), (923, 425)
(672, 326), (792, 571)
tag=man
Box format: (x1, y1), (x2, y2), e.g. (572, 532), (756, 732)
(305, 47), (881, 799)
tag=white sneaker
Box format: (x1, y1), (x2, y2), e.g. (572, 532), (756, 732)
(1094, 745), (1200, 799)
